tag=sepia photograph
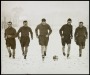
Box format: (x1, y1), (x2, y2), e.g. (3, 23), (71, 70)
(1, 1), (89, 74)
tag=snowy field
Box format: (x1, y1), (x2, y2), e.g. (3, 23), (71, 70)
(1, 1), (89, 74)
(1, 26), (89, 74)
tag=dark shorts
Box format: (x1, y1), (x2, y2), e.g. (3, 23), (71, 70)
(76, 36), (86, 46)
(61, 37), (71, 46)
(38, 35), (49, 46)
(20, 36), (30, 47)
(6, 38), (16, 49)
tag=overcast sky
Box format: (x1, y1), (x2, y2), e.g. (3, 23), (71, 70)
(1, 1), (89, 27)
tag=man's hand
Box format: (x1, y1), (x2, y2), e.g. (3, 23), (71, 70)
(7, 35), (12, 38)
(31, 37), (33, 40)
(70, 36), (73, 39)
(46, 35), (49, 37)
(61, 36), (64, 38)
(36, 36), (39, 38)
(74, 39), (76, 42)
(5, 36), (7, 40)
(18, 37), (21, 41)
(86, 36), (88, 39)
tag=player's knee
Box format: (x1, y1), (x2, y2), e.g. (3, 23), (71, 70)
(7, 47), (10, 50)
(41, 46), (44, 49)
(62, 46), (65, 48)
(68, 44), (70, 49)
(82, 46), (85, 49)
(13, 49), (15, 51)
(79, 46), (82, 49)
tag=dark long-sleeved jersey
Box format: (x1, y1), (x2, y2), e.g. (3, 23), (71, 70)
(59, 24), (73, 37)
(35, 23), (52, 36)
(17, 26), (33, 38)
(74, 26), (88, 39)
(4, 27), (16, 38)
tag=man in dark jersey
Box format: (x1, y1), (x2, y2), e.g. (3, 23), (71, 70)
(4, 21), (16, 59)
(17, 20), (33, 59)
(59, 18), (73, 58)
(74, 22), (88, 57)
(35, 18), (52, 61)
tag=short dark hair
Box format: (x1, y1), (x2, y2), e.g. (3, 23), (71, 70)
(23, 20), (27, 23)
(79, 22), (83, 24)
(42, 18), (46, 22)
(67, 18), (72, 21)
(8, 21), (12, 24)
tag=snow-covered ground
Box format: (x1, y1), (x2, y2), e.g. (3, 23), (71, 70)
(1, 26), (89, 74)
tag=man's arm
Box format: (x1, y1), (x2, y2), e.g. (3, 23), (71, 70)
(70, 26), (73, 39)
(35, 25), (39, 37)
(74, 28), (78, 41)
(16, 27), (21, 39)
(48, 25), (52, 36)
(11, 29), (16, 38)
(4, 29), (7, 39)
(85, 27), (88, 39)
(29, 27), (33, 39)
(59, 25), (64, 36)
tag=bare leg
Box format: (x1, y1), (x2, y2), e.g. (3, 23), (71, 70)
(67, 44), (71, 58)
(24, 46), (28, 59)
(12, 49), (15, 59)
(79, 46), (82, 57)
(62, 46), (65, 56)
(21, 47), (24, 56)
(44, 46), (47, 56)
(41, 46), (45, 61)
(7, 47), (12, 57)
(41, 46), (45, 56)
(82, 46), (85, 49)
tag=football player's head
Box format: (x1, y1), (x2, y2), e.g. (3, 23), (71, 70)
(79, 22), (83, 28)
(23, 20), (28, 26)
(8, 21), (12, 28)
(41, 18), (46, 25)
(67, 18), (72, 25)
